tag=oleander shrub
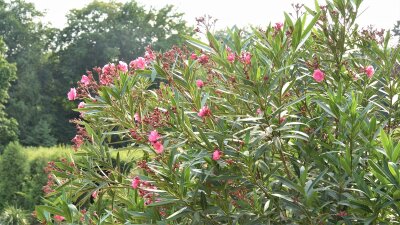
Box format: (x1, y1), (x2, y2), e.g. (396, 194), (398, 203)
(36, 0), (400, 224)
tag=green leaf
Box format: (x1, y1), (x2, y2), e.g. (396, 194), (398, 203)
(166, 207), (190, 220)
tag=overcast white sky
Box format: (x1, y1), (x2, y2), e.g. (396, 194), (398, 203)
(29, 0), (400, 30)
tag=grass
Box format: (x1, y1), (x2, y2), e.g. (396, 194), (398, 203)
(22, 145), (143, 162)
(23, 145), (71, 162)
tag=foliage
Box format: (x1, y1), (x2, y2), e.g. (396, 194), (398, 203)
(0, 0), (190, 146)
(0, 142), (27, 210)
(0, 145), (70, 223)
(0, 205), (29, 225)
(50, 0), (192, 143)
(0, 38), (18, 151)
(37, 0), (400, 224)
(0, 0), (57, 146)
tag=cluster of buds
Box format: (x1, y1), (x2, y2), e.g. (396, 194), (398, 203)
(42, 161), (63, 194)
(70, 119), (90, 151)
(131, 177), (159, 205)
(161, 45), (189, 70)
(194, 15), (217, 33)
(360, 26), (385, 44)
(137, 160), (153, 174)
(142, 108), (170, 128)
(240, 51), (252, 65)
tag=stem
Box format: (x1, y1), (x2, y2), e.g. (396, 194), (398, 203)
(278, 138), (292, 179)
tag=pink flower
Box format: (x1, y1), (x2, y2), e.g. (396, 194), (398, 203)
(198, 54), (209, 64)
(198, 106), (211, 118)
(54, 215), (65, 222)
(312, 69), (325, 82)
(196, 79), (204, 88)
(81, 75), (90, 86)
(256, 108), (262, 115)
(134, 113), (141, 122)
(129, 57), (147, 70)
(212, 149), (222, 161)
(365, 65), (374, 78)
(67, 88), (77, 101)
(274, 22), (283, 31)
(240, 52), (251, 65)
(131, 176), (141, 189)
(78, 102), (85, 108)
(190, 53), (198, 60)
(102, 63), (116, 75)
(152, 141), (164, 154)
(148, 130), (160, 143)
(91, 191), (98, 199)
(117, 61), (128, 72)
(227, 53), (235, 63)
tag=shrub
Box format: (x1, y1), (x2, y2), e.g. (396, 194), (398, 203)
(36, 0), (400, 224)
(0, 142), (27, 210)
(0, 205), (29, 225)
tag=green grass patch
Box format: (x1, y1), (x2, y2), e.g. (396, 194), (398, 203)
(23, 145), (71, 162)
(22, 145), (144, 162)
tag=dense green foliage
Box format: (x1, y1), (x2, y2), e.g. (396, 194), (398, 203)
(0, 142), (28, 209)
(0, 38), (17, 151)
(0, 206), (29, 225)
(0, 0), (57, 146)
(0, 144), (70, 223)
(35, 0), (400, 224)
(0, 0), (190, 146)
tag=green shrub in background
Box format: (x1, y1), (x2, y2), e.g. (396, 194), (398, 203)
(36, 0), (400, 224)
(0, 205), (29, 225)
(0, 142), (27, 210)
(0, 145), (71, 224)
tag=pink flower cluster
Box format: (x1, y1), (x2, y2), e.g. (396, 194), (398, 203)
(67, 47), (158, 100)
(198, 54), (209, 64)
(67, 88), (77, 101)
(54, 215), (65, 222)
(212, 149), (222, 161)
(198, 106), (211, 118)
(117, 61), (128, 72)
(72, 135), (84, 150)
(129, 57), (147, 70)
(312, 69), (325, 82)
(81, 75), (91, 86)
(190, 52), (210, 64)
(196, 79), (204, 88)
(274, 22), (284, 31)
(240, 51), (251, 65)
(148, 130), (164, 154)
(226, 47), (235, 63)
(364, 65), (374, 78)
(190, 53), (198, 60)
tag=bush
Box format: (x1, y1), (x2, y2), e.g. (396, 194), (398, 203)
(0, 205), (29, 225)
(0, 142), (27, 210)
(36, 0), (400, 224)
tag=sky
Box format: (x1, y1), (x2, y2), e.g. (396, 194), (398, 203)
(29, 0), (400, 31)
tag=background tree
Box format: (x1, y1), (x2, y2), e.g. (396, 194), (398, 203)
(0, 38), (18, 152)
(0, 0), (57, 146)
